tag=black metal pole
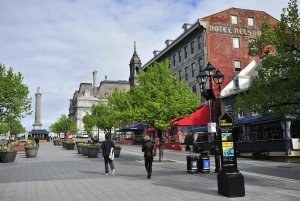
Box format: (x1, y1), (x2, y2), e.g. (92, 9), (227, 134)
(209, 76), (220, 173)
(214, 131), (220, 173)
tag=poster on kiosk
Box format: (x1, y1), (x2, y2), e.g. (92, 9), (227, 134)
(218, 112), (237, 170)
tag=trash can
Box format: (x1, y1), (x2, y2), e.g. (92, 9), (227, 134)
(198, 152), (210, 173)
(186, 155), (198, 174)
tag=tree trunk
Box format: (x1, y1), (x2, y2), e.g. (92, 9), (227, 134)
(158, 129), (163, 162)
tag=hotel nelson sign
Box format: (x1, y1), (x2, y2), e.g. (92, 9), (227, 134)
(209, 23), (262, 37)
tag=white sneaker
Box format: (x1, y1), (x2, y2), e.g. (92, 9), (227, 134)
(112, 169), (115, 175)
(105, 173), (108, 175)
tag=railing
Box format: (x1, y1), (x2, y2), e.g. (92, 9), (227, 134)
(235, 139), (292, 153)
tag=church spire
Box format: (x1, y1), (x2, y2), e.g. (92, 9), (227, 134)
(134, 41), (136, 53)
(129, 41), (142, 87)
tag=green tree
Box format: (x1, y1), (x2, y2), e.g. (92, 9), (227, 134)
(83, 100), (122, 138)
(49, 115), (77, 137)
(131, 60), (200, 161)
(0, 64), (32, 124)
(0, 123), (10, 135)
(236, 0), (300, 119)
(8, 120), (26, 135)
(108, 88), (134, 128)
(82, 113), (94, 134)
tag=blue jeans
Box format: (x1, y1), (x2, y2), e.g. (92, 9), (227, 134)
(104, 156), (115, 173)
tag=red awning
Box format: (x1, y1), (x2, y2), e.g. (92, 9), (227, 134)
(172, 104), (210, 126)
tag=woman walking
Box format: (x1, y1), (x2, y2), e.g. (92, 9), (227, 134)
(142, 135), (154, 179)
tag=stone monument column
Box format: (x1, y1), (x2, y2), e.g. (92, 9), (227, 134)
(33, 87), (42, 129)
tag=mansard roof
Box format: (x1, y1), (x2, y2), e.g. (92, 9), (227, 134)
(78, 83), (95, 97)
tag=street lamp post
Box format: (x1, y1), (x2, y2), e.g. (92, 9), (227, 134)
(196, 62), (224, 173)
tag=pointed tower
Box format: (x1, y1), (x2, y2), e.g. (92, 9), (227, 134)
(129, 41), (142, 87)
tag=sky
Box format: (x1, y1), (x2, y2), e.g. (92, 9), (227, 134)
(0, 0), (294, 132)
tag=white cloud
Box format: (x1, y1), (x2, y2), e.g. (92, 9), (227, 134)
(0, 0), (293, 132)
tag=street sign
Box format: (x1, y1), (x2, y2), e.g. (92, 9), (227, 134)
(219, 112), (234, 129)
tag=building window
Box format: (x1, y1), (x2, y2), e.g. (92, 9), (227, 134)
(233, 76), (239, 90)
(191, 63), (195, 77)
(173, 54), (176, 66)
(225, 105), (232, 114)
(233, 37), (240, 48)
(192, 86), (196, 94)
(191, 41), (195, 54)
(234, 61), (242, 71)
(185, 67), (189, 80)
(184, 46), (188, 58)
(238, 111), (244, 119)
(178, 50), (182, 63)
(179, 70), (183, 81)
(198, 36), (202, 50)
(231, 15), (238, 24)
(198, 58), (204, 70)
(248, 17), (254, 26)
(169, 58), (171, 68)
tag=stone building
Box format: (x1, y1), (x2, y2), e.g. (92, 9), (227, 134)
(68, 42), (142, 136)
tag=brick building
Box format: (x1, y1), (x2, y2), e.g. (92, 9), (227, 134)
(142, 7), (278, 125)
(143, 7), (278, 94)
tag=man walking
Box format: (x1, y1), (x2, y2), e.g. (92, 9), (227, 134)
(101, 134), (116, 175)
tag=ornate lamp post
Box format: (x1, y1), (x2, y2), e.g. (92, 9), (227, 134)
(196, 62), (224, 173)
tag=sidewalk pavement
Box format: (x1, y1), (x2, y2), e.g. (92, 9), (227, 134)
(0, 142), (300, 201)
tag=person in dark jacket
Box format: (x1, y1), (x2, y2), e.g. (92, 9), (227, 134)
(101, 134), (115, 175)
(142, 135), (154, 179)
(35, 137), (39, 147)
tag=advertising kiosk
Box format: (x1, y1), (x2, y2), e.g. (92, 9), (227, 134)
(217, 112), (245, 197)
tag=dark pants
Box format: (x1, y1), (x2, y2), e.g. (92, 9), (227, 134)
(144, 157), (153, 174)
(104, 156), (115, 173)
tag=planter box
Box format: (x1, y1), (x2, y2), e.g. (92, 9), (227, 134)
(87, 147), (100, 158)
(53, 140), (58, 145)
(82, 146), (88, 156)
(65, 143), (75, 150)
(57, 141), (63, 146)
(25, 147), (39, 158)
(114, 147), (121, 157)
(77, 145), (83, 154)
(0, 151), (17, 163)
(180, 145), (186, 151)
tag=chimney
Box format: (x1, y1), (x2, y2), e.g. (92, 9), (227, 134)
(182, 23), (192, 32)
(105, 75), (107, 80)
(93, 70), (97, 87)
(153, 50), (161, 57)
(165, 40), (174, 47)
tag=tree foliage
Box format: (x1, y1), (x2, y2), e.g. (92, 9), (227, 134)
(49, 115), (77, 135)
(0, 64), (32, 124)
(8, 120), (26, 135)
(131, 59), (200, 161)
(236, 0), (300, 119)
(82, 100), (122, 136)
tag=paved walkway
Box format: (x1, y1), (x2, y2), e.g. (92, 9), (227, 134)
(0, 142), (300, 201)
